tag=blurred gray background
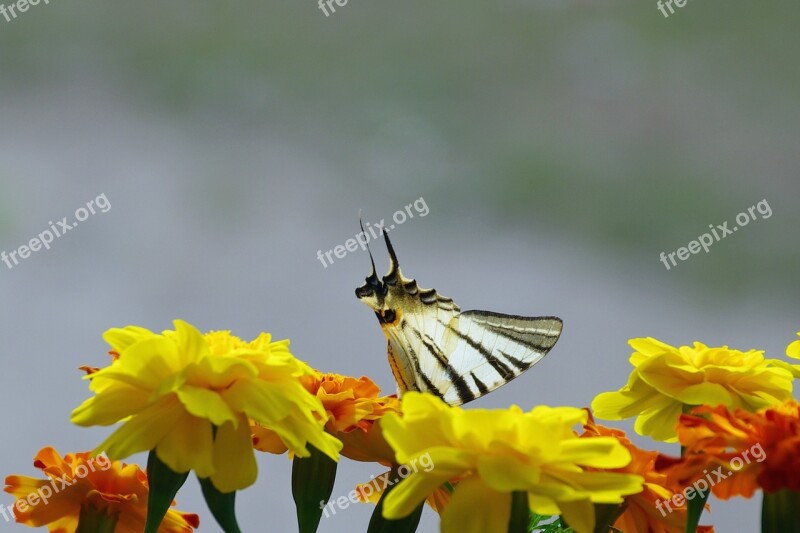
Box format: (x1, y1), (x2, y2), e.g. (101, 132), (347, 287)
(1, 0), (798, 531)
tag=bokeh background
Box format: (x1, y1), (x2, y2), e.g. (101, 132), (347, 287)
(1, 1), (798, 531)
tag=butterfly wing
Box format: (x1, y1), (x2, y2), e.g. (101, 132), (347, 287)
(383, 289), (465, 400)
(435, 310), (562, 405)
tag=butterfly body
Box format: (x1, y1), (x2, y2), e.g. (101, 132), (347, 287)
(356, 232), (562, 406)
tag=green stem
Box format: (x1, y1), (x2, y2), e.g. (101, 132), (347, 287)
(680, 403), (697, 457)
(761, 489), (800, 533)
(507, 491), (529, 533)
(679, 402), (710, 533)
(593, 503), (625, 533)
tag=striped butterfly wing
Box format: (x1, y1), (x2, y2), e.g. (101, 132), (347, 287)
(384, 295), (562, 406)
(384, 290), (464, 400)
(435, 311), (562, 405)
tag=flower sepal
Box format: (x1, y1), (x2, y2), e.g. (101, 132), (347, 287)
(198, 474), (241, 533)
(145, 450), (189, 533)
(292, 444), (339, 533)
(684, 486), (710, 533)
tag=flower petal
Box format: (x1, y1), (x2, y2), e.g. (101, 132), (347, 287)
(156, 411), (215, 478)
(440, 477), (510, 533)
(210, 415), (258, 492)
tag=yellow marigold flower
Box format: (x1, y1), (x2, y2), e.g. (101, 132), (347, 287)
(591, 337), (793, 442)
(3, 446), (198, 532)
(378, 392), (643, 533)
(581, 419), (714, 533)
(253, 372), (400, 464)
(663, 401), (800, 499)
(71, 320), (341, 493)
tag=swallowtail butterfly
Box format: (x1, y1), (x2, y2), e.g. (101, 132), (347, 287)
(355, 231), (562, 406)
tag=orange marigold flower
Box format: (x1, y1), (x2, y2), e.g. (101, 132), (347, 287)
(301, 373), (401, 434)
(664, 401), (800, 500)
(253, 372), (400, 464)
(4, 446), (198, 532)
(581, 418), (714, 533)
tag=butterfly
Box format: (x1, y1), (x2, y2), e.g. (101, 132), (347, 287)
(355, 231), (563, 406)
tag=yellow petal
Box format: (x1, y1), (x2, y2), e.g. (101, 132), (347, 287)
(675, 381), (735, 407)
(558, 498), (595, 533)
(172, 319), (210, 366)
(637, 352), (701, 395)
(382, 471), (454, 519)
(98, 396), (185, 459)
(224, 379), (312, 424)
(102, 325), (156, 354)
(176, 386), (239, 428)
(210, 415), (258, 492)
(634, 400), (682, 442)
(770, 359), (800, 379)
(787, 338), (800, 359)
(629, 337), (675, 358)
(186, 355), (258, 390)
(156, 411), (215, 478)
(477, 453), (541, 492)
(557, 438), (632, 469)
(440, 477), (511, 533)
(108, 336), (182, 388)
(71, 383), (150, 426)
(591, 374), (663, 420)
(540, 469), (643, 502)
(528, 492), (560, 516)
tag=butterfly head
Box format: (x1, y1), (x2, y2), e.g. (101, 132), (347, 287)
(355, 230), (411, 326)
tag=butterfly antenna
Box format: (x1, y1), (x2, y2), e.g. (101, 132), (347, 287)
(383, 229), (401, 281)
(360, 215), (378, 278)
